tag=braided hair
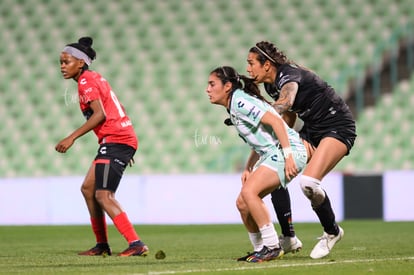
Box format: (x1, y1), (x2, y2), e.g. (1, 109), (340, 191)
(249, 41), (294, 68)
(210, 66), (270, 104)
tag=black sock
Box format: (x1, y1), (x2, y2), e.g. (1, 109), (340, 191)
(313, 193), (339, 235)
(271, 187), (295, 237)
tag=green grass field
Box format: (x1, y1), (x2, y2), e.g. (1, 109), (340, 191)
(0, 221), (413, 274)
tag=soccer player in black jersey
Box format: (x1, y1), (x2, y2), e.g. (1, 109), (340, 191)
(246, 41), (356, 259)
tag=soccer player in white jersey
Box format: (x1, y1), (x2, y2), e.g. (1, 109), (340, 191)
(206, 66), (308, 262)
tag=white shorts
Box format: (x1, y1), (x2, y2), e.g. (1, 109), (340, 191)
(254, 147), (307, 188)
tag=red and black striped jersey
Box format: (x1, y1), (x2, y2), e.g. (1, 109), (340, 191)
(77, 70), (138, 149)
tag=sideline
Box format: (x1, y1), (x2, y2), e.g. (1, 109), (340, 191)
(131, 256), (414, 275)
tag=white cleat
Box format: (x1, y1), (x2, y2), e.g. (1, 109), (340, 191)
(279, 235), (303, 254)
(310, 226), (344, 259)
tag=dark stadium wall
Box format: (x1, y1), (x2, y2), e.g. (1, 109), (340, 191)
(343, 174), (383, 219)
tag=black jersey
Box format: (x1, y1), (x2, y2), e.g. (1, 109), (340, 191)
(264, 64), (356, 151)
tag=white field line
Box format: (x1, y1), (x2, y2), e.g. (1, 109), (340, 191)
(128, 256), (414, 275)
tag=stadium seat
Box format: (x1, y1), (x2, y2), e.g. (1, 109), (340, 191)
(336, 74), (414, 172)
(0, 0), (413, 176)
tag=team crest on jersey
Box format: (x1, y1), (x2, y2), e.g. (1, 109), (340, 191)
(80, 78), (87, 85)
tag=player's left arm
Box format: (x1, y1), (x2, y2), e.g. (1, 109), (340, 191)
(55, 99), (106, 153)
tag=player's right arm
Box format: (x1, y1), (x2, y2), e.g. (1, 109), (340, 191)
(241, 150), (259, 184)
(55, 99), (106, 153)
(272, 82), (298, 115)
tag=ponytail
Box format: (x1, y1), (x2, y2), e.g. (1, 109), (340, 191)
(210, 66), (270, 104)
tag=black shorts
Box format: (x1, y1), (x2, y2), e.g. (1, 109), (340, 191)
(94, 143), (136, 192)
(299, 117), (356, 155)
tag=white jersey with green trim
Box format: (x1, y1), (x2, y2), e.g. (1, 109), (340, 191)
(229, 89), (303, 157)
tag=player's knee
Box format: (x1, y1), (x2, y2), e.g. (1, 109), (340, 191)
(236, 194), (248, 215)
(299, 175), (325, 207)
(94, 189), (111, 205)
(80, 183), (94, 200)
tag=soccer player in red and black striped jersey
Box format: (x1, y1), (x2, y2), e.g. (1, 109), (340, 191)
(56, 37), (148, 257)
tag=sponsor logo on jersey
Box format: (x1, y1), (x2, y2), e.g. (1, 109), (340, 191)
(114, 158), (126, 166)
(247, 106), (261, 121)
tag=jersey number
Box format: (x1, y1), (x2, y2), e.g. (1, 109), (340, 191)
(110, 90), (126, 118)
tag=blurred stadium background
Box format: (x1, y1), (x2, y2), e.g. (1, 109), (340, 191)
(0, 0), (413, 178)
